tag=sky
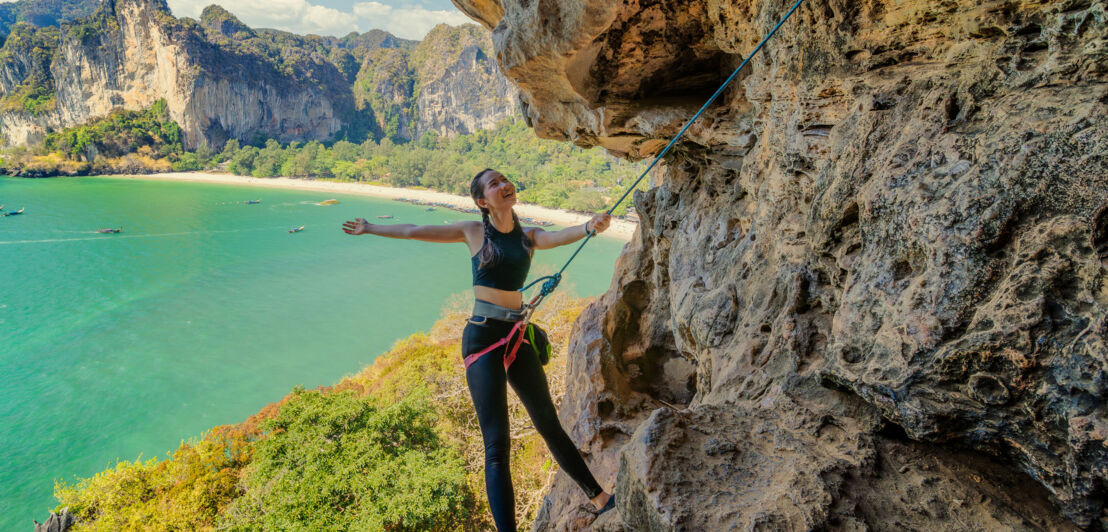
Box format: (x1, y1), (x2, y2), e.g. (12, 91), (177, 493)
(164, 0), (474, 40)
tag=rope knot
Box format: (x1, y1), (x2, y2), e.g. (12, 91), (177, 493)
(540, 273), (562, 296)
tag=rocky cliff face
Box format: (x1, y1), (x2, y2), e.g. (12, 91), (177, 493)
(453, 0), (1108, 529)
(0, 0), (519, 150)
(353, 23), (519, 142)
(0, 0), (348, 149)
(412, 24), (519, 138)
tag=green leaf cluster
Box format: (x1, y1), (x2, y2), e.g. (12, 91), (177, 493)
(0, 0), (99, 40)
(43, 99), (183, 159)
(221, 390), (471, 531)
(0, 22), (60, 114)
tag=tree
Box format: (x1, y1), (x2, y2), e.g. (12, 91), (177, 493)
(565, 188), (607, 212)
(228, 146), (258, 175)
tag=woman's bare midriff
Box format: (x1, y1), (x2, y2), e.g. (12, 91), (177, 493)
(473, 285), (524, 310)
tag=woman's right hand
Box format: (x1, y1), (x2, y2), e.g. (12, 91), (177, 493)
(342, 218), (373, 235)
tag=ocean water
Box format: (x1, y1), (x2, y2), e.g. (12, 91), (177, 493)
(0, 175), (627, 530)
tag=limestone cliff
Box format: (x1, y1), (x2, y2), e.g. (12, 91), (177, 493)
(451, 0), (1108, 529)
(411, 24), (520, 138)
(353, 23), (519, 141)
(0, 0), (520, 150)
(0, 0), (348, 149)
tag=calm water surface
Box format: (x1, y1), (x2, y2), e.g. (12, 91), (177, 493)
(0, 176), (626, 529)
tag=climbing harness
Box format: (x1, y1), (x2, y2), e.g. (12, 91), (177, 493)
(464, 320), (529, 370)
(463, 301), (553, 370)
(517, 0), (807, 313)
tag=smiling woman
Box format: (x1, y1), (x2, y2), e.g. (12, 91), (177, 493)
(166, 0), (472, 39)
(341, 168), (616, 530)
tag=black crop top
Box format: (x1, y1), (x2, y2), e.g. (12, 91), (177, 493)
(471, 221), (531, 290)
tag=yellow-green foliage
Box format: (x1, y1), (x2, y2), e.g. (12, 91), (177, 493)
(14, 151), (90, 175)
(54, 426), (253, 531)
(91, 152), (174, 174)
(51, 296), (592, 530)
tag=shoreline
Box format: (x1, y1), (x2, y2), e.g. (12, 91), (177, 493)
(110, 172), (637, 240)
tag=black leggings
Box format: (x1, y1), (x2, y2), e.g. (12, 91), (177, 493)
(462, 317), (603, 531)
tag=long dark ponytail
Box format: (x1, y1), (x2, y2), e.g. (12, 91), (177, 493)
(470, 168), (532, 269)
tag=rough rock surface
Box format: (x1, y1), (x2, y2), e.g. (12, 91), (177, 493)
(32, 508), (74, 532)
(451, 0), (1108, 528)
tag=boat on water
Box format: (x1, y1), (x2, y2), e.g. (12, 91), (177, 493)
(376, 215), (393, 219)
(318, 199), (339, 206)
(97, 227), (122, 234)
(426, 207), (435, 211)
(288, 225), (305, 233)
(244, 199), (261, 204)
(5, 207), (24, 216)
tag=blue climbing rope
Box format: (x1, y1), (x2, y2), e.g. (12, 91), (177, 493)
(521, 0), (807, 310)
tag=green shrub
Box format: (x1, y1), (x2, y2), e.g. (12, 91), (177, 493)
(171, 151), (205, 171)
(221, 390), (471, 531)
(214, 118), (649, 215)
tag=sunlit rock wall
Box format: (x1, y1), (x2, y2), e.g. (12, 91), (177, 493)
(453, 0), (1108, 528)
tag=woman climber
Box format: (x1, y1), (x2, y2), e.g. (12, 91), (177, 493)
(342, 168), (615, 530)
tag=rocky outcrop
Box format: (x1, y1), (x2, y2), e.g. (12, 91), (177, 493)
(412, 24), (519, 138)
(452, 0), (1108, 528)
(0, 0), (348, 149)
(32, 508), (74, 532)
(354, 47), (416, 141)
(0, 0), (520, 149)
(353, 23), (520, 142)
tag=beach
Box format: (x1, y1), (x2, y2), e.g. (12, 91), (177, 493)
(118, 172), (638, 240)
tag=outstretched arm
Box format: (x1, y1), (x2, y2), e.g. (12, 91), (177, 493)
(529, 213), (612, 250)
(342, 218), (473, 243)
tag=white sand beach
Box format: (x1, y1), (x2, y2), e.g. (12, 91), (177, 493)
(117, 172), (638, 240)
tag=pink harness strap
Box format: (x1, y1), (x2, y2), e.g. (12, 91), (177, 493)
(464, 321), (530, 370)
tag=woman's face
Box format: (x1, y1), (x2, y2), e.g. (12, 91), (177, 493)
(479, 171), (517, 211)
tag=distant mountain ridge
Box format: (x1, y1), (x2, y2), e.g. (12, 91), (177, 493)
(0, 0), (518, 150)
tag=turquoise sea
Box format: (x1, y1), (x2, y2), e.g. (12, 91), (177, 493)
(0, 175), (626, 530)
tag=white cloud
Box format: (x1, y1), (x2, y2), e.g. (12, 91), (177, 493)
(166, 0), (472, 40)
(353, 2), (471, 39)
(353, 1), (393, 18)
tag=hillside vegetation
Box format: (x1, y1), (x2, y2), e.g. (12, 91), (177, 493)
(0, 100), (181, 176)
(51, 294), (593, 531)
(218, 119), (647, 214)
(3, 103), (647, 214)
